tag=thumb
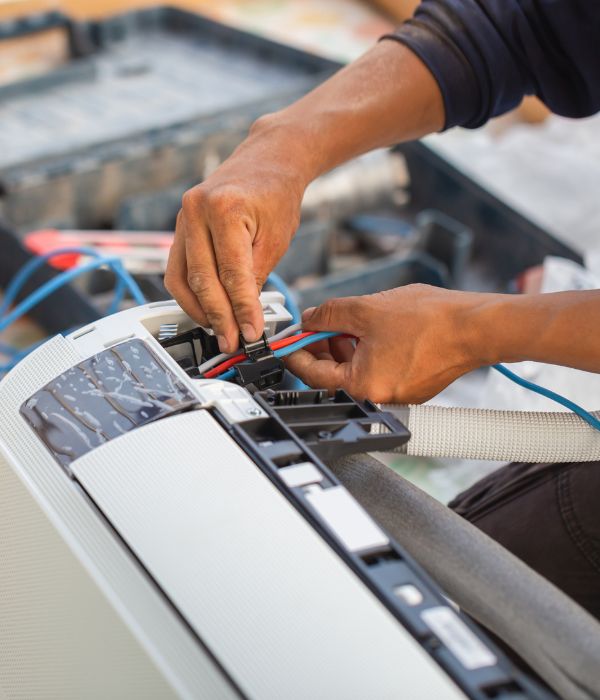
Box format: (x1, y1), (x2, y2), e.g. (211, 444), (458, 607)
(302, 296), (367, 335)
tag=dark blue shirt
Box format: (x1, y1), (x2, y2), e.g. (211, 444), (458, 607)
(384, 0), (600, 129)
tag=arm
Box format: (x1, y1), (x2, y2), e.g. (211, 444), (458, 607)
(483, 289), (600, 370)
(285, 287), (600, 404)
(164, 40), (443, 353)
(390, 0), (600, 129)
(165, 0), (600, 353)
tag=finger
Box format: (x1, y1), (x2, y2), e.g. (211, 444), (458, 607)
(293, 338), (331, 357)
(302, 296), (368, 336)
(328, 336), (355, 364)
(183, 216), (239, 353)
(285, 348), (351, 393)
(164, 217), (209, 327)
(288, 337), (353, 363)
(210, 217), (264, 343)
(314, 351), (335, 362)
(302, 307), (316, 322)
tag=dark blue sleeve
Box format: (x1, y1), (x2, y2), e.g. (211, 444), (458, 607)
(382, 0), (600, 129)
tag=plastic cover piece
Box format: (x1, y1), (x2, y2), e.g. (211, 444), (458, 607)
(20, 339), (197, 469)
(256, 389), (411, 460)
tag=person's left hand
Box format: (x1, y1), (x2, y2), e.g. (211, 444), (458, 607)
(285, 284), (495, 404)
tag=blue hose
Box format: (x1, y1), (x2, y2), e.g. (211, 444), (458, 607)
(493, 363), (600, 432)
(0, 256), (145, 333)
(0, 252), (147, 375)
(0, 246), (145, 317)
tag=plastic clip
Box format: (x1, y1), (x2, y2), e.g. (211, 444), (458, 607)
(235, 332), (284, 391)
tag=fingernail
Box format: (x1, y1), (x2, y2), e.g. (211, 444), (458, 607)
(217, 335), (230, 353)
(241, 324), (258, 342)
(302, 307), (316, 320)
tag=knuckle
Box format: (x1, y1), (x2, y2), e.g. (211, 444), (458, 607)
(407, 282), (430, 295)
(232, 300), (258, 320)
(181, 188), (201, 213)
(218, 266), (258, 313)
(218, 264), (249, 291)
(205, 309), (228, 328)
(255, 273), (267, 291)
(206, 187), (244, 219)
(249, 113), (276, 137)
(318, 299), (337, 327)
(187, 270), (212, 297)
(351, 297), (371, 325)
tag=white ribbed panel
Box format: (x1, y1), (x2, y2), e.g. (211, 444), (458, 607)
(384, 405), (600, 462)
(0, 336), (236, 700)
(0, 449), (176, 700)
(73, 410), (465, 700)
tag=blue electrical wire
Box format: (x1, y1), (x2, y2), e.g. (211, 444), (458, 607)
(0, 247), (96, 316)
(493, 363), (600, 432)
(213, 329), (600, 433)
(0, 246), (145, 317)
(106, 273), (127, 316)
(0, 248), (146, 377)
(272, 332), (338, 357)
(0, 256), (146, 334)
(216, 331), (339, 381)
(3, 251), (598, 434)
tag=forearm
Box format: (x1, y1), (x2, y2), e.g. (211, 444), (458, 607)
(473, 291), (600, 373)
(244, 40), (444, 186)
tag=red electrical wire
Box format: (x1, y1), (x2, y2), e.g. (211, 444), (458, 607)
(203, 332), (315, 379)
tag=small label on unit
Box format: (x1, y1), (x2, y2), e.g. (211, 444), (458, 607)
(421, 607), (497, 670)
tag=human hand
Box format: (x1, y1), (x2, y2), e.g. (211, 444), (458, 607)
(285, 284), (494, 404)
(164, 38), (445, 355)
(164, 116), (313, 353)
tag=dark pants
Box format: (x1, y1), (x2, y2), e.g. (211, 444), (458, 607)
(449, 461), (600, 621)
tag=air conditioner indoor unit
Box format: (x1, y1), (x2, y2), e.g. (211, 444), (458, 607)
(0, 294), (552, 700)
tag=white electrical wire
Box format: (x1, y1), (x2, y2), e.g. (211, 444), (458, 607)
(269, 322), (303, 343)
(196, 322), (303, 375)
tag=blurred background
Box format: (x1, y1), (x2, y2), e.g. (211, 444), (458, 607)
(1, 0), (599, 502)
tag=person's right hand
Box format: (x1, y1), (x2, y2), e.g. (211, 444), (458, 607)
(164, 38), (445, 353)
(164, 116), (310, 353)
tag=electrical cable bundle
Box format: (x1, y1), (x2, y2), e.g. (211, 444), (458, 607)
(0, 247), (147, 375)
(204, 331), (342, 381)
(1, 251), (598, 438)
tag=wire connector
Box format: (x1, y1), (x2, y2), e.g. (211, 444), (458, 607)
(234, 332), (284, 391)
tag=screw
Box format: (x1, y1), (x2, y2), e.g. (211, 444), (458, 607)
(247, 407), (261, 416)
(318, 430), (332, 439)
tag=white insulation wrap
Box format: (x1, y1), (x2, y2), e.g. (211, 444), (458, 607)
(381, 405), (600, 463)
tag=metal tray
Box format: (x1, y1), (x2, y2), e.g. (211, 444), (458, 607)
(0, 7), (336, 231)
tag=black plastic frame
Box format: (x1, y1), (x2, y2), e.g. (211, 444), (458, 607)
(211, 390), (553, 700)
